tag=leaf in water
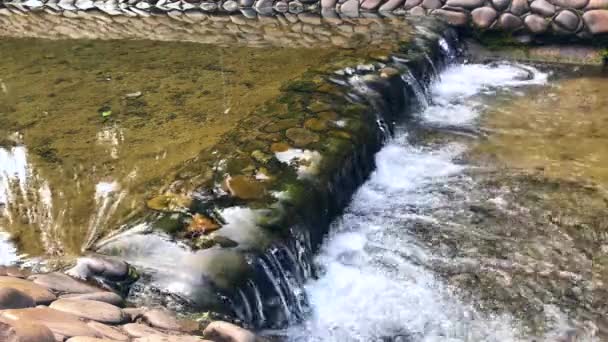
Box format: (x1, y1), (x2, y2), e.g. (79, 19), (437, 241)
(101, 110), (112, 118)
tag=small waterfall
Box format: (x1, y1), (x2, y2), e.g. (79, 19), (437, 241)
(82, 181), (126, 252)
(401, 69), (429, 109)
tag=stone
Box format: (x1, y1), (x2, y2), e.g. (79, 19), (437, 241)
(123, 323), (166, 338)
(239, 0), (255, 6)
(524, 14), (551, 32)
(0, 318), (55, 342)
(262, 119), (299, 133)
(471, 6), (497, 28)
(550, 0), (588, 8)
(582, 10), (608, 33)
(59, 292), (125, 307)
(0, 287), (35, 310)
(585, 0), (608, 9)
(123, 307), (147, 322)
(421, 0), (442, 9)
(223, 0), (239, 11)
(146, 194), (192, 213)
(0, 277), (56, 305)
(200, 2), (218, 11)
(491, 0), (510, 10)
(70, 255), (129, 281)
(432, 9), (469, 25)
(49, 299), (125, 324)
(134, 336), (211, 342)
(509, 0), (529, 15)
(187, 214), (221, 235)
(321, 0), (337, 7)
(225, 175), (266, 200)
(340, 0), (359, 13)
(361, 0), (383, 9)
(498, 12), (524, 29)
(0, 307), (100, 338)
(66, 338), (116, 342)
(378, 0), (405, 10)
(403, 0), (422, 9)
(87, 321), (129, 341)
(203, 321), (256, 342)
(288, 0), (304, 12)
(530, 0), (556, 16)
(286, 128), (320, 146)
(274, 1), (288, 11)
(142, 309), (198, 333)
(29, 272), (103, 294)
(554, 10), (580, 30)
(0, 266), (30, 279)
(445, 0), (484, 8)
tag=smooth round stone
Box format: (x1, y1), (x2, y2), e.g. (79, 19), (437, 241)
(123, 323), (166, 338)
(524, 13), (550, 32)
(321, 0), (338, 8)
(471, 6), (497, 28)
(554, 9), (580, 31)
(59, 292), (124, 307)
(444, 0), (484, 8)
(87, 321), (130, 341)
(410, 5), (427, 15)
(222, 0), (238, 11)
(530, 0), (556, 16)
(68, 255), (129, 281)
(0, 276), (56, 305)
(203, 321), (256, 342)
(29, 272), (103, 294)
(585, 0), (608, 9)
(49, 299), (125, 324)
(497, 12), (523, 30)
(0, 307), (100, 338)
(550, 0), (588, 8)
(273, 0), (288, 10)
(285, 128), (319, 147)
(0, 287), (35, 310)
(0, 266), (30, 279)
(200, 2), (217, 11)
(378, 0), (404, 10)
(339, 0), (359, 13)
(134, 336), (211, 342)
(361, 0), (384, 9)
(143, 309), (198, 333)
(509, 0), (529, 15)
(421, 0), (442, 9)
(0, 318), (55, 342)
(66, 338), (117, 342)
(288, 0), (304, 12)
(431, 9), (468, 25)
(491, 0), (510, 10)
(582, 9), (608, 33)
(238, 0), (255, 6)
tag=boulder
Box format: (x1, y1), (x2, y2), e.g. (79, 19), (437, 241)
(0, 307), (100, 338)
(498, 12), (524, 29)
(87, 321), (130, 341)
(471, 7), (497, 28)
(582, 10), (608, 33)
(49, 299), (125, 324)
(524, 14), (551, 32)
(29, 272), (103, 294)
(203, 321), (256, 342)
(0, 277), (56, 305)
(509, 0), (529, 15)
(492, 0), (510, 10)
(445, 0), (484, 7)
(530, 0), (556, 16)
(432, 9), (469, 25)
(0, 288), (35, 310)
(142, 309), (199, 333)
(554, 10), (580, 31)
(0, 318), (55, 342)
(550, 0), (588, 8)
(59, 292), (124, 307)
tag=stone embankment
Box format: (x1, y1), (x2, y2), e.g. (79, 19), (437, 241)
(0, 257), (260, 342)
(1, 0), (608, 38)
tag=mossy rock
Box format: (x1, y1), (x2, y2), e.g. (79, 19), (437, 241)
(304, 118), (329, 132)
(270, 142), (291, 153)
(263, 119), (300, 133)
(286, 128), (320, 147)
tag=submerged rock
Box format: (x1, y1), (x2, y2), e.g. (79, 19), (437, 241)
(286, 127), (320, 147)
(187, 214), (221, 235)
(225, 175), (266, 200)
(147, 194), (192, 213)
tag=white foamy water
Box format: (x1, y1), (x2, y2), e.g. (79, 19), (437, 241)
(283, 63), (549, 341)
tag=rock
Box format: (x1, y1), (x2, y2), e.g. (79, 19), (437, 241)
(0, 318), (55, 342)
(509, 0), (529, 15)
(550, 0), (588, 8)
(87, 321), (130, 341)
(471, 7), (497, 28)
(585, 0), (608, 9)
(0, 307), (100, 338)
(403, 0), (422, 9)
(49, 299), (125, 324)
(530, 0), (556, 16)
(361, 0), (383, 9)
(274, 1), (288, 11)
(66, 338), (116, 342)
(378, 0), (405, 11)
(340, 0), (359, 13)
(0, 266), (30, 279)
(421, 0), (442, 9)
(59, 292), (124, 307)
(187, 214), (221, 235)
(212, 236), (239, 248)
(223, 0), (239, 11)
(200, 2), (217, 11)
(0, 287), (35, 310)
(225, 175), (266, 200)
(410, 5), (427, 14)
(554, 10), (580, 30)
(29, 272), (103, 294)
(122, 308), (147, 322)
(524, 14), (550, 32)
(321, 0), (337, 8)
(122, 323), (166, 338)
(432, 9), (469, 25)
(69, 255), (129, 281)
(134, 336), (211, 342)
(262, 119), (299, 133)
(142, 309), (198, 333)
(498, 12), (524, 29)
(445, 0), (484, 8)
(203, 321), (256, 342)
(239, 0), (255, 6)
(285, 128), (320, 146)
(491, 0), (510, 10)
(146, 194), (192, 213)
(0, 277), (56, 305)
(582, 10), (608, 33)
(288, 1), (304, 12)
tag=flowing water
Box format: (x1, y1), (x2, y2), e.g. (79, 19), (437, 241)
(274, 62), (608, 340)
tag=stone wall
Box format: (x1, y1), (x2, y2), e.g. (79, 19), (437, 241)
(1, 0), (608, 39)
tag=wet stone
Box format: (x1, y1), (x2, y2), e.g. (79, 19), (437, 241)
(498, 12), (523, 29)
(492, 0), (510, 10)
(0, 266), (30, 279)
(531, 0), (556, 16)
(123, 323), (166, 338)
(87, 321), (130, 341)
(142, 309), (198, 333)
(49, 299), (126, 324)
(361, 0), (384, 9)
(432, 9), (468, 25)
(554, 10), (580, 31)
(445, 0), (484, 8)
(0, 318), (56, 342)
(472, 6), (497, 28)
(225, 175), (266, 200)
(59, 291), (125, 307)
(304, 118), (329, 132)
(223, 0), (239, 11)
(509, 0), (529, 15)
(0, 287), (35, 310)
(378, 0), (405, 10)
(29, 272), (103, 294)
(134, 336), (210, 342)
(68, 255), (130, 281)
(274, 1), (289, 11)
(122, 308), (147, 322)
(0, 307), (100, 338)
(0, 276), (56, 305)
(66, 337), (117, 342)
(550, 0), (588, 8)
(203, 321), (256, 342)
(263, 119), (299, 133)
(585, 0), (608, 9)
(286, 127), (320, 146)
(582, 10), (608, 33)
(524, 14), (550, 32)
(340, 0), (359, 13)
(403, 0), (423, 9)
(421, 0), (442, 9)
